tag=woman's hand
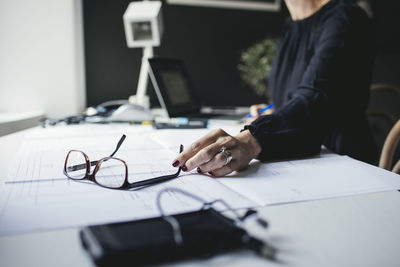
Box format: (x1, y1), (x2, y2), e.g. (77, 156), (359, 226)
(247, 103), (275, 123)
(171, 128), (262, 177)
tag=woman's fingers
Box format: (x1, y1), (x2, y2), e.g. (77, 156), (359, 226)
(250, 103), (267, 117)
(209, 165), (232, 177)
(171, 128), (261, 177)
(197, 147), (239, 173)
(171, 128), (228, 169)
(183, 142), (221, 171)
(184, 134), (236, 171)
(247, 103), (268, 124)
(261, 107), (275, 116)
(209, 159), (242, 177)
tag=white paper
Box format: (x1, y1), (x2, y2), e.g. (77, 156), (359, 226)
(219, 156), (400, 206)
(6, 124), (163, 182)
(1, 124), (400, 236)
(0, 173), (256, 236)
(0, 125), (256, 236)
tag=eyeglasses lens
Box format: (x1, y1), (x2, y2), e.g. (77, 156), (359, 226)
(65, 151), (87, 179)
(95, 158), (126, 188)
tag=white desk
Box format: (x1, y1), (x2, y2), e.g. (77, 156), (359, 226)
(1, 128), (400, 267)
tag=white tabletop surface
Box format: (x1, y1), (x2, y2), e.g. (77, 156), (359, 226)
(1, 128), (400, 267)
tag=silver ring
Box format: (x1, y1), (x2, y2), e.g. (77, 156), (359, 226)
(220, 147), (232, 166)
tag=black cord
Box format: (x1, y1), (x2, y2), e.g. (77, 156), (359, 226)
(155, 187), (277, 259)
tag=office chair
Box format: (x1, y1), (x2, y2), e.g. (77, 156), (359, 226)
(367, 83), (400, 164)
(379, 120), (400, 174)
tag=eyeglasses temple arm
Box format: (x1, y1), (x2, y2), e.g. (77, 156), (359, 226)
(128, 167), (182, 189)
(109, 134), (126, 158)
(66, 135), (126, 172)
(66, 160), (99, 172)
(127, 144), (184, 189)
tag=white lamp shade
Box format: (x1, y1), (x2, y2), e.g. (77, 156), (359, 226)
(123, 1), (163, 48)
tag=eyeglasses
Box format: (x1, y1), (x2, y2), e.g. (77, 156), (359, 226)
(63, 135), (183, 190)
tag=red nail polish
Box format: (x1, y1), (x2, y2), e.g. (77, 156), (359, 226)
(172, 160), (180, 167)
(182, 165), (188, 172)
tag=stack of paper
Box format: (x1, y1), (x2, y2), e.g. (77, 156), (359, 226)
(0, 124), (399, 236)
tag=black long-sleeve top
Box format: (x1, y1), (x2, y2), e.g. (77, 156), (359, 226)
(244, 0), (377, 163)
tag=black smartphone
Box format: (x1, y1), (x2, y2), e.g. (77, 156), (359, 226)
(80, 209), (246, 266)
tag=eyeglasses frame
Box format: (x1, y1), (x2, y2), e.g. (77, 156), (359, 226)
(63, 135), (183, 190)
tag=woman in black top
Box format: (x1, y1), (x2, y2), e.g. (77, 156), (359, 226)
(171, 0), (377, 176)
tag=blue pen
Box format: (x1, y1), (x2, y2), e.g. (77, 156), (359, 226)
(246, 103), (275, 118)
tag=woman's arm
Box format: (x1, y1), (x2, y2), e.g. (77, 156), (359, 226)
(247, 6), (372, 161)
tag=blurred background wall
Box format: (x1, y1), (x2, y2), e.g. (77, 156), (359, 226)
(83, 0), (285, 108)
(83, 0), (400, 108)
(0, 0), (398, 116)
(0, 0), (85, 117)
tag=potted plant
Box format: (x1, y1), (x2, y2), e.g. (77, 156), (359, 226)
(238, 38), (279, 100)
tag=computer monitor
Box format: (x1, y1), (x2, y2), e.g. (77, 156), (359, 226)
(148, 58), (201, 118)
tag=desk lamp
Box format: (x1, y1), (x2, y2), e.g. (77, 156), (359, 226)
(123, 0), (163, 109)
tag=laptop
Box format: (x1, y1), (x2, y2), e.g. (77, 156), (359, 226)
(148, 57), (247, 121)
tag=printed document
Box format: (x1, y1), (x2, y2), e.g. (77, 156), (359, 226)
(0, 124), (399, 236)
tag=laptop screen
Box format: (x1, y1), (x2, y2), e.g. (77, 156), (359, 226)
(160, 70), (192, 106)
(148, 58), (200, 117)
